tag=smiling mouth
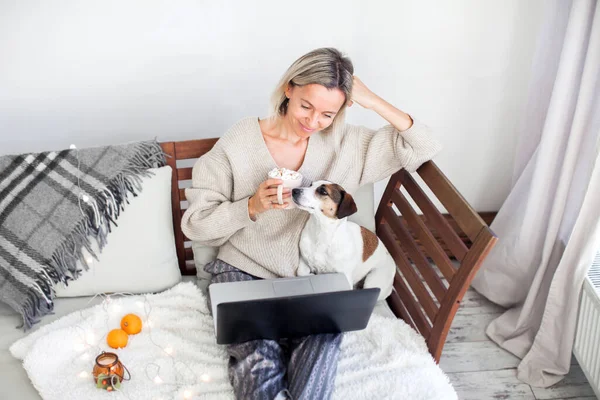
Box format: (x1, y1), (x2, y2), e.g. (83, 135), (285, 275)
(299, 123), (315, 133)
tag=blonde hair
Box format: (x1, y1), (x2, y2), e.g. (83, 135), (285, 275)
(270, 48), (354, 133)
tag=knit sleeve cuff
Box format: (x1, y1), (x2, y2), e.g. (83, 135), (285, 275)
(398, 119), (443, 164)
(399, 118), (434, 140)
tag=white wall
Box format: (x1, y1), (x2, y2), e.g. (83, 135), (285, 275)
(0, 0), (544, 211)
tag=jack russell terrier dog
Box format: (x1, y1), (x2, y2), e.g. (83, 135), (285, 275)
(292, 180), (396, 301)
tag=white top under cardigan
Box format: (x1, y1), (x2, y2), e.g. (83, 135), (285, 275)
(181, 116), (442, 279)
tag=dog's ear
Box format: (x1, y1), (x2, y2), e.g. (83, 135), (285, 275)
(337, 191), (358, 219)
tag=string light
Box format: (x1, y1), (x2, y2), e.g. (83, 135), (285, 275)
(68, 144), (195, 398)
(200, 373), (210, 383)
(66, 143), (207, 399)
(68, 144), (145, 393)
(70, 280), (198, 394)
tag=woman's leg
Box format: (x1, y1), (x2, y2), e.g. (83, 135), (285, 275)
(227, 339), (289, 400)
(205, 260), (289, 400)
(287, 333), (342, 400)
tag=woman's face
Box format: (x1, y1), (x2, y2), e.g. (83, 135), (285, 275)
(284, 83), (346, 138)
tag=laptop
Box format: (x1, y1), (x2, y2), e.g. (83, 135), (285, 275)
(209, 273), (380, 345)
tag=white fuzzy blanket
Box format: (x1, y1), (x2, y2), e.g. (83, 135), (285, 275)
(10, 282), (456, 400)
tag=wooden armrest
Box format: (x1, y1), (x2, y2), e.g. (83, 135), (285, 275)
(375, 161), (498, 362)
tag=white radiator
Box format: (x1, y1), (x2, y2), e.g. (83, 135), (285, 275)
(573, 251), (600, 399)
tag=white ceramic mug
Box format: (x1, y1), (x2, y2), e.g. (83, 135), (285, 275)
(268, 168), (303, 207)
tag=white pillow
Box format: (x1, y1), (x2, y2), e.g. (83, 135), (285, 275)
(55, 166), (181, 297)
(191, 183), (376, 280)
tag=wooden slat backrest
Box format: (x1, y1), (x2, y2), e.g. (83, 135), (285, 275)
(160, 138), (219, 275)
(416, 162), (488, 242)
(375, 161), (497, 362)
(400, 170), (469, 261)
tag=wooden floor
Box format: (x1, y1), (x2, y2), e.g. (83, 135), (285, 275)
(440, 288), (597, 400)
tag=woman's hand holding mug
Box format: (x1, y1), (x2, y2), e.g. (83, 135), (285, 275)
(248, 179), (291, 220)
(248, 168), (303, 220)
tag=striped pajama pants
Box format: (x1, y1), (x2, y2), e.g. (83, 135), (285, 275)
(205, 259), (342, 400)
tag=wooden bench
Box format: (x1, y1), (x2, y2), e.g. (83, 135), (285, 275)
(160, 139), (497, 362)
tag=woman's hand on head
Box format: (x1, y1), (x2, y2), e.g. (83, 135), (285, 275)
(248, 178), (291, 219)
(347, 76), (381, 110)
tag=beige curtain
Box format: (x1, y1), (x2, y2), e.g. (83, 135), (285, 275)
(471, 0), (600, 388)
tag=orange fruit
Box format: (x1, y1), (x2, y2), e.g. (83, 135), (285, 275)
(107, 329), (129, 349)
(120, 314), (143, 335)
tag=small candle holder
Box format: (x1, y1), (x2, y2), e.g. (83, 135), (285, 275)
(92, 352), (131, 391)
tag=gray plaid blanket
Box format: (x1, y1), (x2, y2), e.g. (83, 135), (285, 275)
(0, 140), (166, 329)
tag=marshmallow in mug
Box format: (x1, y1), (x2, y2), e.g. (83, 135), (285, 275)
(268, 167), (302, 181)
(267, 167), (303, 206)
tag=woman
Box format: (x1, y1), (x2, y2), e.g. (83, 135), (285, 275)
(182, 48), (442, 400)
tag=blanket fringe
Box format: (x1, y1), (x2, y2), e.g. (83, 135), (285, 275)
(18, 141), (166, 330)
